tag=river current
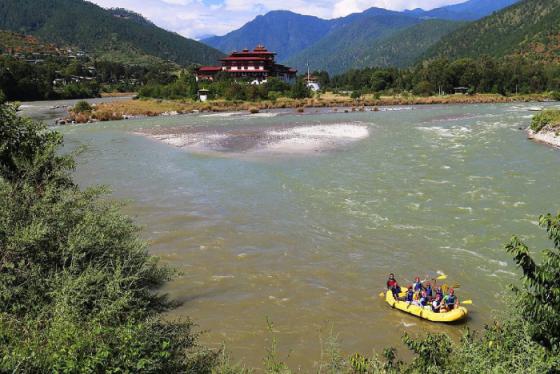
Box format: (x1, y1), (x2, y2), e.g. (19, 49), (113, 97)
(28, 101), (560, 369)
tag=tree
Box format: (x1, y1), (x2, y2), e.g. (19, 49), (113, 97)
(506, 213), (560, 351)
(0, 102), (216, 371)
(290, 78), (311, 99)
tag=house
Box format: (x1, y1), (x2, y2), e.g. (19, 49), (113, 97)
(196, 45), (297, 84)
(454, 87), (469, 94)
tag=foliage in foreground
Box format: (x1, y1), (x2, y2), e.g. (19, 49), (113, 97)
(0, 99), (216, 371)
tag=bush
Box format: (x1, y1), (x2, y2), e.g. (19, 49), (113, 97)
(73, 100), (92, 113)
(350, 90), (362, 99)
(531, 110), (560, 132)
(0, 102), (217, 371)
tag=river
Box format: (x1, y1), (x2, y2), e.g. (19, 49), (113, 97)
(28, 100), (560, 369)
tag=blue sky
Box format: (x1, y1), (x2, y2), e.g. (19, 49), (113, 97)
(89, 0), (467, 39)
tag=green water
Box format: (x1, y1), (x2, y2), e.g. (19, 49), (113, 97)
(54, 103), (559, 369)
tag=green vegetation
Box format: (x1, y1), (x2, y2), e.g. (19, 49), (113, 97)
(138, 73), (310, 102)
(286, 10), (422, 75)
(0, 0), (223, 67)
(0, 51), (178, 101)
(531, 110), (560, 132)
(425, 0), (560, 62)
(0, 99), (216, 371)
(358, 20), (465, 68)
(326, 56), (560, 96)
(73, 100), (92, 113)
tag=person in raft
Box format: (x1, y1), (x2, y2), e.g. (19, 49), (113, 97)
(431, 294), (443, 313)
(442, 288), (459, 311)
(412, 276), (423, 293)
(387, 273), (401, 298)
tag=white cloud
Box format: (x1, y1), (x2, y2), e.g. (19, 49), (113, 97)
(88, 0), (469, 39)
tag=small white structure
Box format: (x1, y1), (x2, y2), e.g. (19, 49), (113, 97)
(305, 62), (320, 92)
(198, 89), (209, 102)
(306, 77), (321, 92)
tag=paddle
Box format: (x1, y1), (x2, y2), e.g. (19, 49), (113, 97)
(436, 274), (447, 280)
(462, 300), (473, 305)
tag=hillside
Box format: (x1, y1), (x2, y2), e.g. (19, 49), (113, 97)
(203, 11), (333, 61)
(286, 9), (422, 74)
(424, 0), (560, 61)
(0, 30), (61, 56)
(358, 20), (465, 68)
(0, 0), (224, 66)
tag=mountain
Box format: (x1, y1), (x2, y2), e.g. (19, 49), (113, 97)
(202, 0), (521, 74)
(203, 11), (333, 61)
(424, 0), (560, 61)
(357, 20), (465, 69)
(0, 0), (224, 66)
(286, 9), (423, 74)
(404, 0), (519, 21)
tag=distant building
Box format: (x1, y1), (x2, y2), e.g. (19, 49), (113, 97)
(306, 76), (321, 92)
(198, 89), (210, 102)
(196, 45), (297, 84)
(454, 87), (469, 94)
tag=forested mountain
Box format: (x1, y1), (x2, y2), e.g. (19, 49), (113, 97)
(356, 20), (465, 68)
(203, 11), (333, 61)
(0, 0), (224, 66)
(285, 9), (423, 74)
(203, 0), (520, 74)
(424, 0), (560, 61)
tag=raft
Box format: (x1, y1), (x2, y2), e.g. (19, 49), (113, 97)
(385, 291), (468, 323)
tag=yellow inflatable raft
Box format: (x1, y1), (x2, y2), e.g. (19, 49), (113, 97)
(385, 291), (468, 323)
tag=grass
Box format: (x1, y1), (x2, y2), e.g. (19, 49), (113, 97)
(531, 109), (560, 133)
(67, 92), (553, 123)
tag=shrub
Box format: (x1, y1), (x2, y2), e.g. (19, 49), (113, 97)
(531, 110), (560, 132)
(0, 102), (217, 371)
(73, 100), (92, 113)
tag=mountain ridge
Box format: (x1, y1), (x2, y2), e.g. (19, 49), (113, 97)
(203, 0), (520, 70)
(0, 0), (224, 66)
(424, 0), (560, 61)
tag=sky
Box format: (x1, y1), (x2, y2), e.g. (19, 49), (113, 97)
(89, 0), (468, 39)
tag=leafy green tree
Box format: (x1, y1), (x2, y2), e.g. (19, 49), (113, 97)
(506, 213), (560, 351)
(0, 102), (216, 371)
(290, 78), (311, 99)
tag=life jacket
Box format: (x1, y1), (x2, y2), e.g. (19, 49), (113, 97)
(426, 286), (433, 297)
(444, 294), (456, 305)
(405, 290), (414, 302)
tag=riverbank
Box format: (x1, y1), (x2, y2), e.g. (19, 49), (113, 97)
(528, 109), (560, 148)
(64, 92), (553, 124)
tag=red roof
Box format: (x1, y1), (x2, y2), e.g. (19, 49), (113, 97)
(220, 56), (267, 61)
(222, 69), (269, 73)
(198, 66), (221, 72)
(230, 51), (275, 56)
